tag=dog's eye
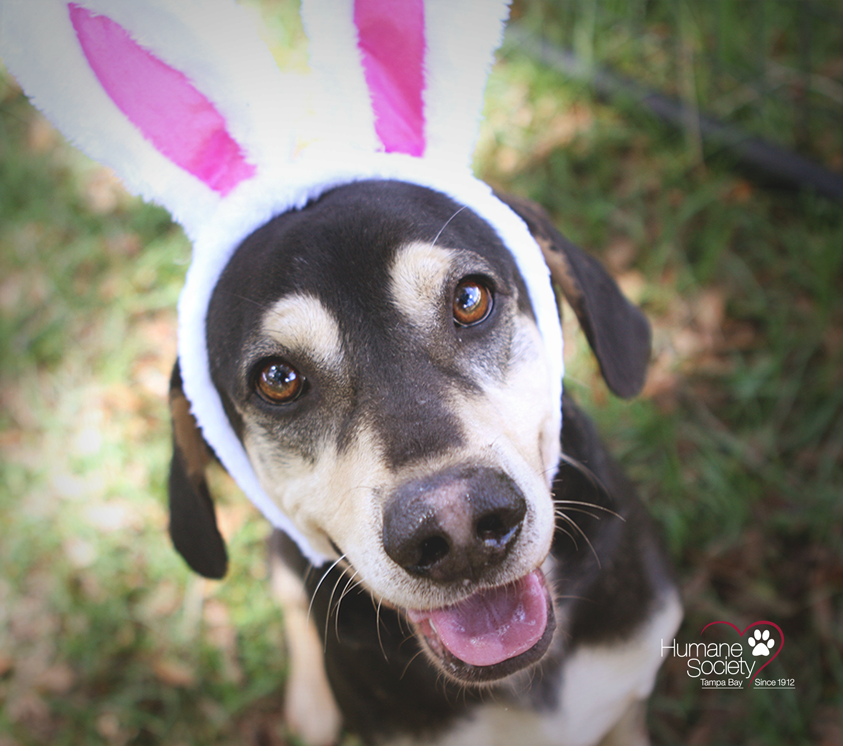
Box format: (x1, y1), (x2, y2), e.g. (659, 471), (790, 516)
(255, 359), (306, 405)
(453, 278), (493, 327)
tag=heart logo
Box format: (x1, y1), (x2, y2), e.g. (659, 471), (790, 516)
(700, 620), (784, 684)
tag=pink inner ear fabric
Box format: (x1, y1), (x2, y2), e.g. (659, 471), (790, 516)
(69, 3), (255, 196)
(354, 0), (426, 157)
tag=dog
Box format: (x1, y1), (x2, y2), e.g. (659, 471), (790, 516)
(0, 2), (679, 742)
(167, 180), (682, 746)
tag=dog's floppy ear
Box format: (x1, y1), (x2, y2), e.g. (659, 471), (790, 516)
(498, 194), (651, 399)
(168, 360), (228, 579)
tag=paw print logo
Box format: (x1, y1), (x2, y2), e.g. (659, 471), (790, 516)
(750, 629), (775, 656)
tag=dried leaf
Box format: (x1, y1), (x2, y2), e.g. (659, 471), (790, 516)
(152, 657), (196, 688)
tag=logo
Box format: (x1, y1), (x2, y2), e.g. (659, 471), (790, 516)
(662, 620), (795, 691)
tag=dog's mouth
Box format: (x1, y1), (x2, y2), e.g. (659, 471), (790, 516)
(406, 568), (555, 683)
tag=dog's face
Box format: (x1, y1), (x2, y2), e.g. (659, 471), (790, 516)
(205, 181), (560, 681)
(170, 179), (652, 684)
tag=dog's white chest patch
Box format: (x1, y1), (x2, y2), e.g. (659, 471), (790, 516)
(541, 589), (683, 746)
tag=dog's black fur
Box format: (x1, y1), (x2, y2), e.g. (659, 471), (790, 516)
(167, 181), (678, 746)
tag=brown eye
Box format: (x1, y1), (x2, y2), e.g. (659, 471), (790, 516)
(255, 359), (305, 404)
(453, 279), (492, 327)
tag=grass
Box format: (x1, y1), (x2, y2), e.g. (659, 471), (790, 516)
(1, 1), (842, 745)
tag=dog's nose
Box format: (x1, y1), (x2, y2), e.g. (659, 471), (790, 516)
(382, 467), (526, 584)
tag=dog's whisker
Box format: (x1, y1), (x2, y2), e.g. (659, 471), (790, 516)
(556, 452), (614, 498)
(459, 680), (473, 707)
(554, 498), (624, 521)
(430, 205), (468, 248)
(480, 682), (503, 707)
(216, 288), (276, 314)
(375, 597), (390, 661)
(554, 524), (579, 551)
(335, 576), (365, 627)
(553, 500), (601, 521)
(556, 512), (602, 569)
(436, 668), (455, 701)
(326, 562), (357, 642)
(332, 567), (363, 639)
(548, 589), (595, 605)
(307, 554), (348, 627)
(554, 506), (602, 522)
(399, 647), (428, 681)
(325, 573), (345, 643)
(338, 571), (363, 604)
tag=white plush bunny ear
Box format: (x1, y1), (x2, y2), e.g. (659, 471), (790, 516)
(1, 0), (328, 566)
(2, 0), (562, 571)
(0, 0), (295, 241)
(301, 0), (510, 165)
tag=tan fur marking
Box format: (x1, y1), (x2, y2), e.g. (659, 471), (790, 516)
(244, 424), (393, 569)
(261, 294), (344, 370)
(388, 242), (455, 331)
(170, 392), (210, 478)
(496, 192), (583, 308)
(527, 230), (580, 311)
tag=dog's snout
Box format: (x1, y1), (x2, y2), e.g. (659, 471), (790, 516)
(382, 467), (526, 584)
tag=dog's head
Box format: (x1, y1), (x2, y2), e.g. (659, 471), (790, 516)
(168, 180), (650, 683)
(3, 0), (651, 687)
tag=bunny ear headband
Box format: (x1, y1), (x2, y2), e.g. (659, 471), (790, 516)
(1, 0), (563, 566)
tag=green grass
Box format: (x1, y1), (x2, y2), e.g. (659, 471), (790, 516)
(511, 0), (843, 170)
(2, 1), (842, 745)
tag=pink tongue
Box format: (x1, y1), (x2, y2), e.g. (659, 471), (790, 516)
(416, 570), (548, 667)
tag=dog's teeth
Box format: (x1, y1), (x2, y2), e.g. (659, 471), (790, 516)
(428, 618), (438, 636)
